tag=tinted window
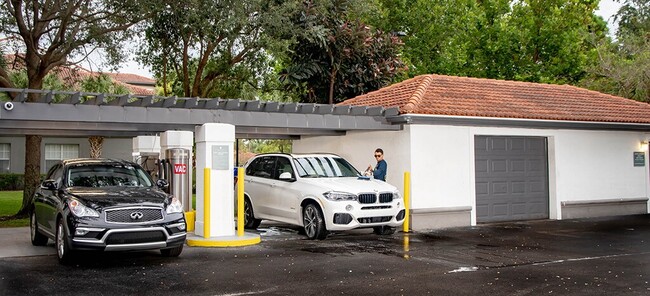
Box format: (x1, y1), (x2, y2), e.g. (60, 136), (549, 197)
(293, 156), (360, 178)
(66, 164), (153, 188)
(274, 157), (293, 180)
(45, 163), (64, 188)
(246, 156), (276, 179)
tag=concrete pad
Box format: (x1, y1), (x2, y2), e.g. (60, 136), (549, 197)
(0, 227), (55, 258)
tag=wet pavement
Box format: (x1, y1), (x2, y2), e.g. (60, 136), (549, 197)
(1, 215), (649, 295)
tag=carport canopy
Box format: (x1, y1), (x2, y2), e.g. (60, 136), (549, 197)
(0, 88), (401, 139)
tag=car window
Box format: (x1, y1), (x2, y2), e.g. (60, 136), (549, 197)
(66, 164), (154, 188)
(246, 156), (276, 179)
(274, 157), (293, 180)
(45, 164), (63, 188)
(293, 156), (360, 178)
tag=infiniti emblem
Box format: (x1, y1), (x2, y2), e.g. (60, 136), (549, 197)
(130, 211), (144, 220)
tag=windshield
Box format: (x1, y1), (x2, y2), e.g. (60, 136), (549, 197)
(293, 156), (361, 178)
(66, 164), (154, 188)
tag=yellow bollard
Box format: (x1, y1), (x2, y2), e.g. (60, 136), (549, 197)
(237, 167), (245, 237)
(184, 210), (195, 232)
(203, 168), (211, 239)
(403, 171), (411, 233)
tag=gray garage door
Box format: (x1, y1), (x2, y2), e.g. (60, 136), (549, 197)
(475, 136), (549, 223)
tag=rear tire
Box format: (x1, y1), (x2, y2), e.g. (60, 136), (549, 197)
(56, 218), (75, 264)
(244, 197), (261, 229)
(160, 245), (183, 257)
(30, 211), (48, 246)
(373, 226), (396, 235)
(302, 203), (327, 240)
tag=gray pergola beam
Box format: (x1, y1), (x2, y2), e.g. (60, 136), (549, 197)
(0, 87), (401, 138)
(385, 107), (400, 117)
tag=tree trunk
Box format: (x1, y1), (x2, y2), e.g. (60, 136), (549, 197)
(17, 135), (42, 217)
(328, 67), (338, 105)
(89, 136), (104, 158)
(18, 72), (47, 217)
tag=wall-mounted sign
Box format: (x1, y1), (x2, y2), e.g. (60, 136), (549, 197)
(634, 152), (645, 167)
(212, 145), (230, 170)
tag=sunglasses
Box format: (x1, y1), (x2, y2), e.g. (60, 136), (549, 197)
(374, 154), (382, 158)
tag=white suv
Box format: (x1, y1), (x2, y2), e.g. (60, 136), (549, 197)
(241, 153), (405, 240)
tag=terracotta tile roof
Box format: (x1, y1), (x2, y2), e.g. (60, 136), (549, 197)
(339, 74), (650, 124)
(4, 54), (155, 95)
(106, 73), (155, 86)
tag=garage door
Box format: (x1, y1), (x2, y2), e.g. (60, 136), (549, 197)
(475, 136), (549, 223)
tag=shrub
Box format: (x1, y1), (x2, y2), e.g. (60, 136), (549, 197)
(0, 174), (25, 191)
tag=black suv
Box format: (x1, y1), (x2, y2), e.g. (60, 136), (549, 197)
(29, 158), (186, 263)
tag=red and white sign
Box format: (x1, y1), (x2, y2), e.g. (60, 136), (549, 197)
(173, 163), (187, 175)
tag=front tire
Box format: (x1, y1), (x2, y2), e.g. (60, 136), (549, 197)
(160, 245), (183, 257)
(56, 218), (75, 264)
(302, 203), (327, 240)
(244, 197), (261, 229)
(30, 211), (48, 246)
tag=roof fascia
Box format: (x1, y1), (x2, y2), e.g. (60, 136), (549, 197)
(387, 114), (650, 131)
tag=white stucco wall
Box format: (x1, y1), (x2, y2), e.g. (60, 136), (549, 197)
(294, 123), (650, 223)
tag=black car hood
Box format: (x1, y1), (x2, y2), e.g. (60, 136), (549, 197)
(65, 187), (169, 209)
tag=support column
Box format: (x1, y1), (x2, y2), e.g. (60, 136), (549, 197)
(188, 123), (260, 247)
(194, 124), (234, 237)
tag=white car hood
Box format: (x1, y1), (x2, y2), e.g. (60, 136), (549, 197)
(301, 177), (398, 194)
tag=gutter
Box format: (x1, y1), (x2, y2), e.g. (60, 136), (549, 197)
(386, 114), (650, 132)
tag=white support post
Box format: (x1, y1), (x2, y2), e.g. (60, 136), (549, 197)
(195, 123), (235, 237)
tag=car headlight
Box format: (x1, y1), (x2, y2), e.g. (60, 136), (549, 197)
(393, 191), (401, 199)
(68, 199), (99, 218)
(166, 197), (183, 214)
(323, 191), (357, 201)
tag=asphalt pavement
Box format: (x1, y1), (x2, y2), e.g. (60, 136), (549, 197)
(0, 215), (649, 295)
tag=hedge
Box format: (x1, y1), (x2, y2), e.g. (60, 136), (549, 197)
(0, 174), (25, 191)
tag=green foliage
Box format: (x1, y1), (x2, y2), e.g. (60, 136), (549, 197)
(279, 0), (405, 104)
(79, 74), (130, 95)
(616, 0), (650, 37)
(0, 0), (151, 91)
(368, 0), (604, 84)
(138, 0), (300, 100)
(0, 174), (24, 191)
(580, 0), (650, 102)
(0, 71), (72, 102)
(241, 139), (292, 154)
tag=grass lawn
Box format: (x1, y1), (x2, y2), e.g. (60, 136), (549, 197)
(0, 191), (29, 228)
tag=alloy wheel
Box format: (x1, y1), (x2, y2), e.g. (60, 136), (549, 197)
(303, 206), (316, 238)
(56, 222), (65, 258)
(30, 213), (36, 241)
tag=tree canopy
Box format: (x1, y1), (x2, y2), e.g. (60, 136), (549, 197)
(137, 0), (299, 99)
(278, 0), (406, 104)
(0, 0), (150, 216)
(580, 0), (650, 101)
(367, 0), (606, 84)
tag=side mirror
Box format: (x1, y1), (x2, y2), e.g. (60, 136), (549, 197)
(156, 179), (169, 189)
(278, 172), (294, 181)
(41, 180), (57, 190)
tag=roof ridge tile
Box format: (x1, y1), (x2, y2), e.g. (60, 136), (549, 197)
(402, 74), (436, 113)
